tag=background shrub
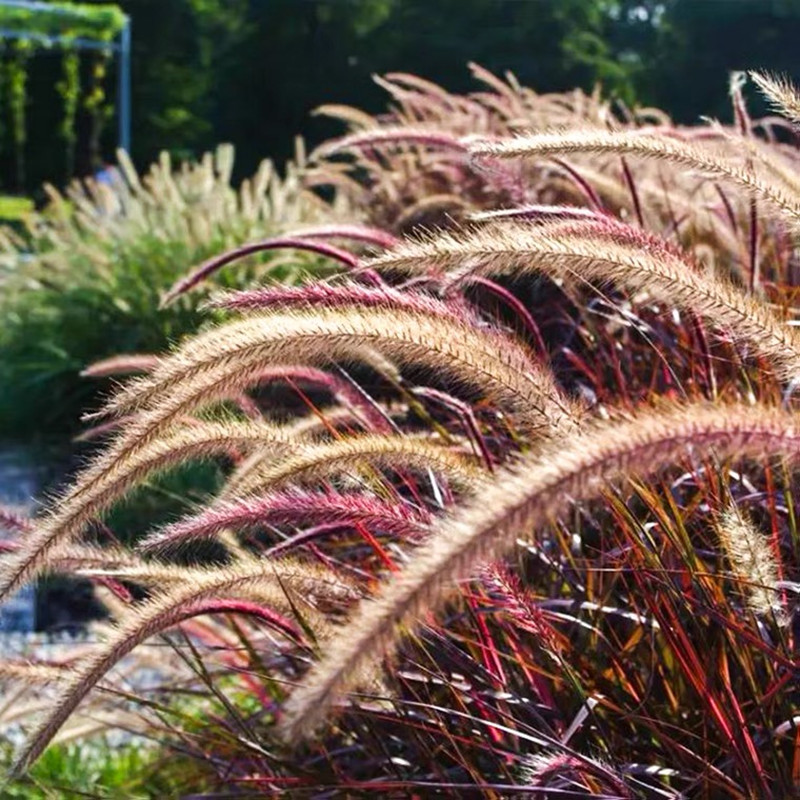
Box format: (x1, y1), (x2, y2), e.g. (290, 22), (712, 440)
(0, 143), (337, 441)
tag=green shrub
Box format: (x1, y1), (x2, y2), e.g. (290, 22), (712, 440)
(0, 144), (335, 440)
(2, 740), (199, 799)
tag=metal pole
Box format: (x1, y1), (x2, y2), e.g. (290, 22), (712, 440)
(0, 0), (84, 13)
(0, 27), (121, 52)
(118, 16), (131, 153)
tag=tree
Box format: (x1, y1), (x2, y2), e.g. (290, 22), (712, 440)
(643, 0), (800, 124)
(215, 0), (643, 171)
(13, 0), (800, 191)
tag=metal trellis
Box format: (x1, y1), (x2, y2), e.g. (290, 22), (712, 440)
(0, 0), (131, 152)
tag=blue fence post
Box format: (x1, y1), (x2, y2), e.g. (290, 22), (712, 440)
(118, 15), (131, 153)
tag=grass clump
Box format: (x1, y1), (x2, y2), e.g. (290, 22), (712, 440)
(0, 143), (337, 439)
(2, 740), (202, 799)
(0, 67), (799, 797)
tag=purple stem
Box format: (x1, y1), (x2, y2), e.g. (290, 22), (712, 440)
(412, 386), (494, 472)
(161, 237), (362, 307)
(619, 157), (643, 227)
(287, 224), (400, 250)
(552, 159), (604, 211)
(184, 598), (303, 642)
(466, 276), (548, 361)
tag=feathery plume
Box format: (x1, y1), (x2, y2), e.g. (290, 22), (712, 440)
(716, 505), (784, 619)
(750, 71), (800, 125)
(48, 543), (142, 574)
(0, 662), (71, 686)
(0, 506), (30, 534)
(0, 421), (296, 602)
(311, 103), (376, 130)
(81, 354), (161, 378)
(367, 223), (800, 379)
(468, 129), (800, 225)
(279, 402), (800, 740)
(12, 558), (355, 775)
(281, 224), (400, 250)
(520, 752), (633, 797)
(103, 306), (581, 435)
(320, 128), (467, 156)
(470, 204), (602, 223)
(161, 237), (360, 307)
(205, 282), (465, 320)
(226, 434), (483, 497)
(218, 407), (376, 499)
(139, 489), (431, 554)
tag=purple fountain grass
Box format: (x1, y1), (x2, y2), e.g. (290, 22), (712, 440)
(12, 558), (355, 777)
(751, 71), (800, 126)
(470, 204), (605, 223)
(0, 420), (302, 602)
(6, 68), (800, 797)
(480, 564), (559, 645)
(138, 488), (432, 554)
(470, 211), (695, 262)
(81, 354), (162, 378)
(520, 752), (633, 797)
(279, 401), (800, 741)
(160, 237), (365, 307)
(459, 275), (549, 359)
(467, 128), (800, 226)
(248, 364), (394, 433)
(319, 128), (468, 157)
(177, 597), (305, 641)
(206, 281), (467, 322)
(74, 416), (129, 442)
(411, 387), (496, 470)
(284, 224), (401, 250)
(0, 506), (31, 534)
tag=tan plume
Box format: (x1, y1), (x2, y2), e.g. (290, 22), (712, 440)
(367, 223), (800, 379)
(468, 129), (800, 225)
(279, 402), (800, 741)
(228, 434), (483, 497)
(750, 71), (800, 125)
(716, 505), (784, 619)
(12, 558), (355, 775)
(0, 420), (297, 602)
(104, 307), (576, 434)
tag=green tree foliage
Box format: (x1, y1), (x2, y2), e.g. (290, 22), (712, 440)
(55, 50), (80, 179)
(214, 0), (645, 170)
(125, 0), (249, 160)
(6, 40), (31, 190)
(6, 0), (800, 190)
(0, 2), (125, 40)
(644, 0), (800, 122)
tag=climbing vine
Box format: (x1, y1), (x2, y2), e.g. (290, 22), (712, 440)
(84, 49), (114, 170)
(0, 4), (125, 42)
(6, 39), (31, 190)
(56, 50), (80, 179)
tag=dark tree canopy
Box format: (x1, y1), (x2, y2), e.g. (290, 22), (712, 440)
(2, 0), (799, 191)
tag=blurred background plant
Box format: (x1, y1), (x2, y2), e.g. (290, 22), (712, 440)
(0, 141), (340, 442)
(3, 740), (193, 799)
